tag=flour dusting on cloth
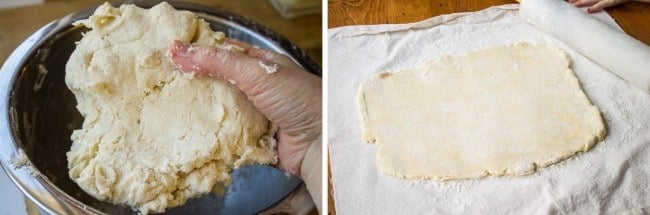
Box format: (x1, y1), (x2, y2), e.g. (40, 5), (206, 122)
(329, 4), (650, 214)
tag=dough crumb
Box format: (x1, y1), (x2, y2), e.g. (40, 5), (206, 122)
(187, 45), (200, 52)
(10, 149), (43, 177)
(182, 71), (196, 79)
(10, 149), (29, 169)
(259, 61), (278, 74)
(513, 160), (537, 176)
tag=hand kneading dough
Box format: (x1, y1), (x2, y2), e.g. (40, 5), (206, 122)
(65, 3), (277, 213)
(358, 43), (606, 180)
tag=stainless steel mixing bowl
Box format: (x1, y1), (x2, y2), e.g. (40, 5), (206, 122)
(0, 1), (320, 214)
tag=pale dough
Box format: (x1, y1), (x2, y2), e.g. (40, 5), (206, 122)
(358, 43), (606, 180)
(65, 3), (276, 214)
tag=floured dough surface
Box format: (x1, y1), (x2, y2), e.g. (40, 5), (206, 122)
(358, 43), (606, 180)
(65, 3), (277, 214)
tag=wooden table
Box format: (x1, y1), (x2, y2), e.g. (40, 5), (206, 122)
(329, 0), (650, 44)
(0, 0), (322, 66)
(327, 0), (650, 213)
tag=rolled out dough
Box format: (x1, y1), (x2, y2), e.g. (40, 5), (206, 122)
(65, 3), (276, 214)
(358, 43), (606, 180)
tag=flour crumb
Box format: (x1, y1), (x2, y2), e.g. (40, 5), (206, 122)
(258, 61), (278, 74)
(187, 45), (200, 52)
(10, 149), (43, 177)
(191, 64), (201, 72)
(228, 79), (236, 85)
(182, 71), (196, 79)
(10, 149), (29, 169)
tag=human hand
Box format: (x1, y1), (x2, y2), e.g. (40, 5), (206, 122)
(168, 39), (321, 179)
(568, 0), (628, 13)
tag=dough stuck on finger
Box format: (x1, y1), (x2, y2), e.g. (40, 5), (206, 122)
(358, 43), (606, 180)
(65, 3), (277, 214)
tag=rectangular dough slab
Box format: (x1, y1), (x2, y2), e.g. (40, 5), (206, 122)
(358, 43), (606, 180)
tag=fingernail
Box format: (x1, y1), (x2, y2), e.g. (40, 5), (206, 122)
(586, 8), (592, 13)
(171, 40), (190, 58)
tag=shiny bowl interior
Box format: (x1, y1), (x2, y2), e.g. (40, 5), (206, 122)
(0, 1), (319, 214)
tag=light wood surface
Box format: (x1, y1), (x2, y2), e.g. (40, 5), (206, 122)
(327, 0), (650, 214)
(0, 0), (322, 66)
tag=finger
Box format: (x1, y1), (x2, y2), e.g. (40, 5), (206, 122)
(275, 132), (313, 176)
(225, 38), (301, 70)
(170, 40), (321, 176)
(246, 48), (302, 70)
(568, 0), (580, 3)
(169, 40), (320, 134)
(224, 38), (254, 50)
(572, 0), (599, 7)
(587, 0), (626, 13)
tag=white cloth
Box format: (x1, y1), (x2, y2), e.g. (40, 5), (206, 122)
(520, 0), (650, 93)
(328, 4), (650, 214)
